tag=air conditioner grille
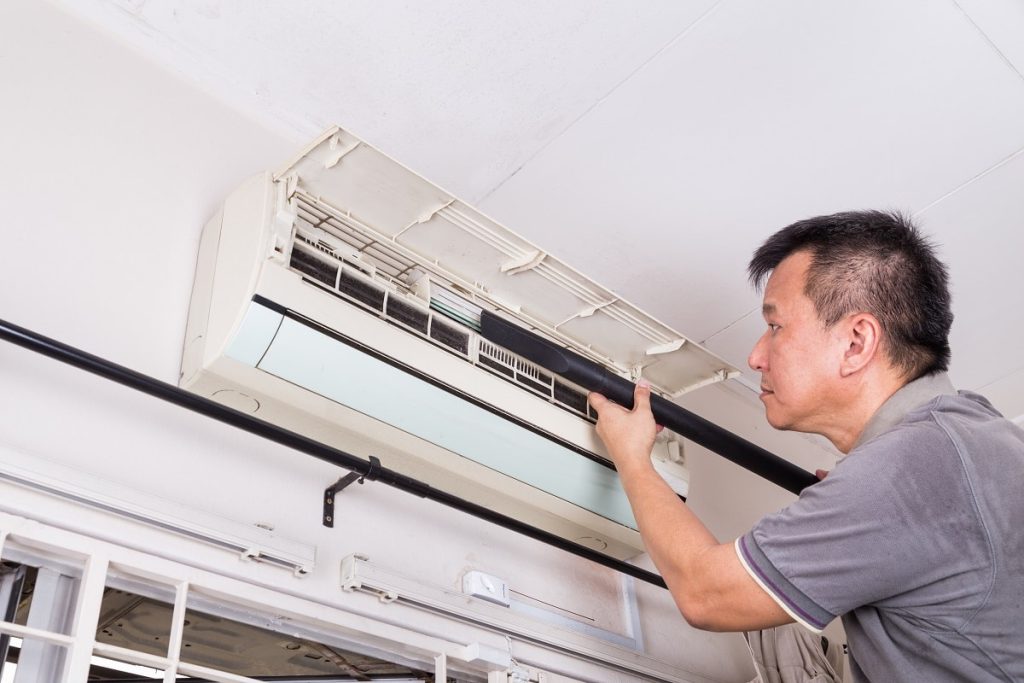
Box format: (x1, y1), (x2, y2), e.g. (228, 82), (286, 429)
(386, 297), (430, 334)
(477, 339), (594, 422)
(290, 245), (338, 288)
(554, 381), (592, 417)
(478, 354), (514, 379)
(287, 242), (473, 360)
(429, 319), (470, 356)
(286, 205), (595, 423)
(295, 195), (418, 284)
(339, 269), (386, 312)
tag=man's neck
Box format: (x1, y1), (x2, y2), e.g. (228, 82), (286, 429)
(828, 370), (907, 454)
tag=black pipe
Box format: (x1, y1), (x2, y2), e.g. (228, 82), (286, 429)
(0, 318), (666, 589)
(480, 311), (818, 495)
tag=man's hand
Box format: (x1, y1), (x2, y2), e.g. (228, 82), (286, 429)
(588, 381), (793, 632)
(589, 381), (661, 474)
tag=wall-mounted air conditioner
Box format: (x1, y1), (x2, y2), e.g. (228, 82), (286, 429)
(181, 127), (739, 559)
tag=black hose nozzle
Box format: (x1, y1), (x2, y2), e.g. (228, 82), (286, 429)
(479, 311), (818, 495)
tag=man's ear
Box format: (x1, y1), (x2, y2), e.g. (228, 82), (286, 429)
(839, 313), (882, 377)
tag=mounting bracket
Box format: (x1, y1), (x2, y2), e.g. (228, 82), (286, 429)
(323, 456), (382, 527)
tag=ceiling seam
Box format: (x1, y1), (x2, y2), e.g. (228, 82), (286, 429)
(477, 0), (727, 204)
(912, 144), (1024, 218)
(975, 367), (1024, 425)
(951, 0), (1024, 86)
(975, 365), (1024, 392)
(700, 306), (759, 346)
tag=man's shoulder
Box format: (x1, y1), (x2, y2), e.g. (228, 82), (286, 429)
(855, 390), (1002, 455)
(848, 403), (952, 463)
(840, 389), (1023, 500)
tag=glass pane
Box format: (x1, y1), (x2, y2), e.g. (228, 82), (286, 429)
(0, 561), (78, 636)
(180, 599), (431, 680)
(1, 563), (30, 630)
(0, 637), (68, 683)
(95, 582), (175, 659)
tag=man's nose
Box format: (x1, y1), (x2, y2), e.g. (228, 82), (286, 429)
(748, 331), (768, 372)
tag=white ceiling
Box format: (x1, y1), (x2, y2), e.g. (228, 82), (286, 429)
(55, 0), (1024, 424)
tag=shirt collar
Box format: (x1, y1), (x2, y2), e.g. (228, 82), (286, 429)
(853, 372), (957, 449)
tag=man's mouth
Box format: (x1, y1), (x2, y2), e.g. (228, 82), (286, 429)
(760, 386), (774, 397)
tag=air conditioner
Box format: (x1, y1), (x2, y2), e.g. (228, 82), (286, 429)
(181, 127), (739, 559)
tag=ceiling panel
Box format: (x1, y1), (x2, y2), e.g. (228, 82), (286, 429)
(701, 307), (762, 389)
(480, 0), (1024, 343)
(955, 0), (1024, 80)
(915, 147), (1024, 396)
(54, 0), (718, 203)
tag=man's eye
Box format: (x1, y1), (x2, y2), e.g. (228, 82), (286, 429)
(768, 323), (780, 333)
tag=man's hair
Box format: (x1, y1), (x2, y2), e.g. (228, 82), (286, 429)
(748, 210), (952, 380)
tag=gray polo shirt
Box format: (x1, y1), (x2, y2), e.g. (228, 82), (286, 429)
(735, 372), (1024, 681)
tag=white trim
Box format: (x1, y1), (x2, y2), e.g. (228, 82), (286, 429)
(0, 446), (314, 575)
(90, 642), (171, 670)
(176, 661), (265, 683)
(164, 580), (189, 682)
(65, 552), (110, 680)
(339, 554), (716, 683)
(733, 539), (823, 635)
(0, 621), (74, 646)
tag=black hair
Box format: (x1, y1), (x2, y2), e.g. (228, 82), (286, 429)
(748, 210), (952, 379)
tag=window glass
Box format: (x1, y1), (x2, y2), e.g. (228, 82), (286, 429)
(95, 580), (175, 659)
(0, 637), (68, 682)
(181, 600), (430, 680)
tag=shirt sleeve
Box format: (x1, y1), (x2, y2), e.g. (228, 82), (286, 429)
(735, 423), (978, 632)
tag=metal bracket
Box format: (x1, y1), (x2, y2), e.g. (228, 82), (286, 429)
(323, 456), (382, 527)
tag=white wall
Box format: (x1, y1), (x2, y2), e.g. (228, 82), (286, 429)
(0, 2), (850, 680)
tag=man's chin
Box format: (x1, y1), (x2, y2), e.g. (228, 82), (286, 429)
(761, 404), (792, 431)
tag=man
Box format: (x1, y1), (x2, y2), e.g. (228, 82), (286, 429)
(589, 211), (1023, 681)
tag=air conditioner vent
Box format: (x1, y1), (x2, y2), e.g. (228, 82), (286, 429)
(290, 245), (337, 288)
(385, 297), (430, 334)
(429, 319), (470, 356)
(339, 269), (386, 312)
(478, 354), (514, 379)
(288, 213), (597, 423)
(477, 339), (594, 422)
(294, 194), (418, 285)
(554, 381), (592, 417)
(287, 238), (474, 360)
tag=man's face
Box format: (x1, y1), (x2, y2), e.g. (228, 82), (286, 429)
(748, 251), (842, 434)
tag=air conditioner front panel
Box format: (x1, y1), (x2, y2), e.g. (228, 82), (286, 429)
(274, 130), (741, 396)
(226, 300), (639, 531)
(186, 361), (644, 558)
(248, 265), (612, 460)
(282, 136), (451, 236)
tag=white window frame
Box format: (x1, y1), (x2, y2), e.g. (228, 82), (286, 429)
(0, 512), (517, 683)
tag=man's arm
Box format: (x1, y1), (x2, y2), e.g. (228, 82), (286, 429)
(590, 382), (792, 632)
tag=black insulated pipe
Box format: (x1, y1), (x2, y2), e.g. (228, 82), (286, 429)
(479, 311), (819, 495)
(0, 318), (667, 589)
